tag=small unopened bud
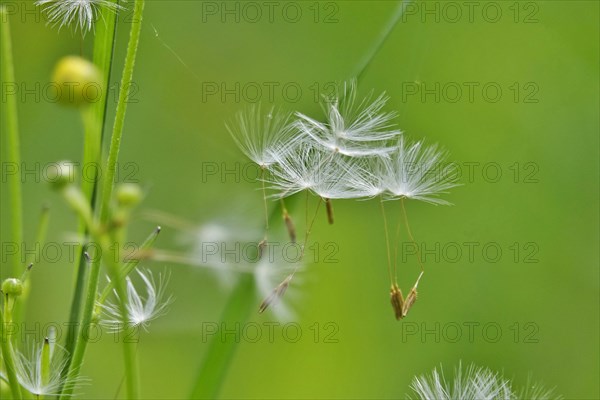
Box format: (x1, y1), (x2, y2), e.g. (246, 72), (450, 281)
(52, 56), (102, 107)
(115, 183), (143, 207)
(2, 278), (23, 297)
(46, 160), (77, 190)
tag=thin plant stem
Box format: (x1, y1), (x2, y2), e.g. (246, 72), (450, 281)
(98, 0), (146, 396)
(291, 195), (323, 277)
(64, 0), (120, 365)
(0, 6), (23, 279)
(63, 105), (102, 356)
(189, 273), (256, 399)
(99, 0), (145, 223)
(400, 198), (424, 272)
(14, 206), (51, 323)
(0, 294), (22, 399)
(353, 0), (412, 80)
(379, 196), (395, 285)
(260, 167), (269, 233)
(61, 0), (146, 397)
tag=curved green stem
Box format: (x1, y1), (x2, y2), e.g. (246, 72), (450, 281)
(0, 6), (23, 279)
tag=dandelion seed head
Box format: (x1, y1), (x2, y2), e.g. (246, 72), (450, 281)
(36, 0), (122, 33)
(381, 137), (459, 205)
(410, 363), (512, 400)
(14, 340), (84, 397)
(409, 363), (561, 400)
(295, 79), (401, 157)
(227, 104), (298, 169)
(100, 269), (173, 332)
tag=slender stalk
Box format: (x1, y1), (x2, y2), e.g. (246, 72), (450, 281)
(99, 0), (145, 396)
(353, 0), (412, 80)
(400, 198), (424, 271)
(0, 6), (23, 279)
(380, 196), (395, 284)
(65, 0), (120, 362)
(189, 273), (255, 399)
(61, 0), (146, 397)
(99, 0), (145, 223)
(0, 294), (22, 399)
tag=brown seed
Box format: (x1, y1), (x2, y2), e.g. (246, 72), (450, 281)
(258, 239), (267, 260)
(325, 198), (334, 225)
(283, 210), (296, 243)
(402, 287), (418, 317)
(390, 284), (405, 320)
(258, 275), (293, 313)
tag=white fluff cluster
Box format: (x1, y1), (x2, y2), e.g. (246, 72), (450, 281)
(409, 363), (561, 400)
(36, 0), (122, 33)
(229, 80), (458, 204)
(100, 269), (173, 332)
(14, 340), (83, 397)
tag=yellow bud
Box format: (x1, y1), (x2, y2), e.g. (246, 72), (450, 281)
(51, 56), (102, 107)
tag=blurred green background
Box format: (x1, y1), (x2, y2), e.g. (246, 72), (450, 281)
(1, 0), (598, 398)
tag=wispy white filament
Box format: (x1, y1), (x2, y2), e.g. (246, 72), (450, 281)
(36, 0), (122, 33)
(227, 105), (298, 169)
(100, 269), (173, 332)
(14, 341), (82, 397)
(409, 363), (561, 400)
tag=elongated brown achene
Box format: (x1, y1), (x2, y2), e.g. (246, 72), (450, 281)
(258, 274), (293, 313)
(325, 198), (334, 224)
(390, 283), (405, 320)
(257, 239), (267, 260)
(283, 210), (296, 243)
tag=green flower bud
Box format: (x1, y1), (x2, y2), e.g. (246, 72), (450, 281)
(115, 183), (143, 207)
(46, 160), (77, 190)
(1, 278), (23, 297)
(51, 56), (102, 107)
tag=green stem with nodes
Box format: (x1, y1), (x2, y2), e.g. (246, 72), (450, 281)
(0, 7), (23, 279)
(58, 185), (144, 399)
(65, 0), (120, 364)
(0, 293), (22, 399)
(61, 0), (146, 398)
